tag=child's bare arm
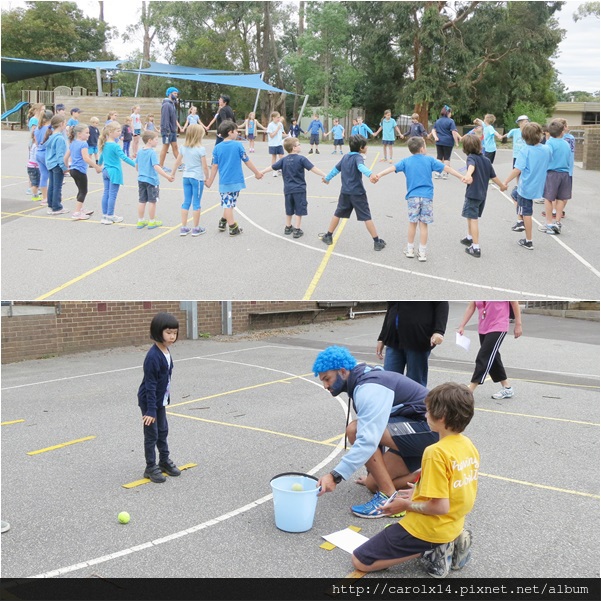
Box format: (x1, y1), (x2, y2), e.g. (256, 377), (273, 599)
(259, 165), (274, 175)
(205, 163), (218, 187)
(443, 164), (466, 181)
(201, 156), (210, 183)
(154, 164), (174, 182)
(504, 167), (521, 186)
(492, 176), (507, 191)
(381, 494), (450, 517)
(310, 166), (327, 178)
(245, 159), (263, 179)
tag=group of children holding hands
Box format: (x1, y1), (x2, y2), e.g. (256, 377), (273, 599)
(25, 100), (575, 260)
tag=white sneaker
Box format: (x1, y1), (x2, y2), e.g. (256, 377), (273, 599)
(273, 171), (278, 177)
(100, 216), (112, 225)
(108, 215), (124, 223)
(417, 250), (427, 262)
(404, 247), (415, 258)
(492, 387), (514, 399)
(433, 172), (441, 179)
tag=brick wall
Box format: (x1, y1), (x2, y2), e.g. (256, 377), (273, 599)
(582, 125), (600, 170)
(1, 302), (386, 364)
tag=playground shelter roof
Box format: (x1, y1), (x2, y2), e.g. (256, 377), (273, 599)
(1, 57), (292, 94)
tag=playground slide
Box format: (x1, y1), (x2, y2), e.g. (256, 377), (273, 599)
(1, 100), (28, 121)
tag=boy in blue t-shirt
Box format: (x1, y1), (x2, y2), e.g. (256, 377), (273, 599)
(538, 120), (572, 236)
(320, 134), (386, 251)
(474, 114), (503, 164)
(373, 110), (402, 163)
(373, 137), (466, 262)
(307, 114), (325, 154)
(325, 118), (345, 155)
(503, 122), (552, 251)
(260, 137), (326, 238)
(135, 130), (174, 230)
(459, 136), (507, 258)
(66, 108), (81, 137)
(205, 120), (263, 236)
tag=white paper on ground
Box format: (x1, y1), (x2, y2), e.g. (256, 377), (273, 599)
(322, 528), (370, 554)
(455, 332), (471, 351)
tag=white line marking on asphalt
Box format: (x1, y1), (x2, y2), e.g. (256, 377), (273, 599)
(27, 361), (346, 578)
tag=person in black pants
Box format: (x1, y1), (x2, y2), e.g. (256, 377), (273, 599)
(377, 302), (449, 387)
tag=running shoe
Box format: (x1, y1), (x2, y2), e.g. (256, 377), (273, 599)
(422, 542), (454, 578)
(451, 529), (473, 570)
(491, 387), (514, 399)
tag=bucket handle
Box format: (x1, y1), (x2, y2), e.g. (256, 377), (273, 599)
(271, 471), (319, 483)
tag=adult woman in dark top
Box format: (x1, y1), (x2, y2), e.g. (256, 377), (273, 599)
(376, 301), (449, 387)
(431, 105), (461, 179)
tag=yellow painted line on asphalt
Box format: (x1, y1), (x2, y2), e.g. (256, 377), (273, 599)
(169, 372), (314, 408)
(122, 463), (198, 488)
(26, 435), (95, 455)
(302, 152), (380, 300)
(1, 419), (25, 426)
(322, 433), (345, 444)
(479, 472), (600, 499)
(167, 411), (340, 447)
(35, 202), (221, 300)
(475, 407), (599, 426)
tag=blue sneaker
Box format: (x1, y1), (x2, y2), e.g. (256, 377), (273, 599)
(451, 529), (472, 570)
(422, 541), (454, 578)
(351, 491), (389, 518)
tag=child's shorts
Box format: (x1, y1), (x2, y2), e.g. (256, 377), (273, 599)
(269, 145), (284, 155)
(87, 146), (98, 155)
(334, 193), (372, 221)
(134, 129), (141, 136)
(138, 181), (160, 203)
(162, 132), (178, 145)
(27, 166), (40, 187)
(285, 192), (308, 217)
(461, 196), (486, 220)
(334, 138), (344, 146)
(386, 415), (439, 473)
(543, 171), (572, 201)
(220, 190), (240, 208)
(436, 144), (453, 161)
(248, 133), (255, 140)
(516, 192), (533, 217)
(382, 140), (394, 146)
(407, 196), (434, 223)
(353, 522), (436, 567)
(310, 134), (320, 146)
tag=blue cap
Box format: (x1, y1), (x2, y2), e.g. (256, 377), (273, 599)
(166, 87), (179, 97)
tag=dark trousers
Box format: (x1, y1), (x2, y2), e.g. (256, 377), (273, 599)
(141, 405), (170, 467)
(70, 169), (88, 204)
(384, 346), (431, 388)
(47, 166), (64, 211)
(471, 331), (507, 384)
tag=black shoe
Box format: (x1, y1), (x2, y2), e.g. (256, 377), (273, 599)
(159, 458), (181, 477)
(144, 465), (166, 483)
(218, 218), (227, 232)
(229, 224), (243, 236)
(374, 238), (386, 251)
(308, 149), (313, 154)
(315, 149), (320, 154)
(319, 232), (333, 245)
(460, 237), (472, 246)
(518, 238), (533, 250)
(511, 221), (525, 232)
(465, 246), (481, 258)
(284, 225), (293, 235)
(293, 228), (304, 238)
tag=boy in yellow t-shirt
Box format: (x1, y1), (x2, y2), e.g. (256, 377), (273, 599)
(352, 382), (479, 578)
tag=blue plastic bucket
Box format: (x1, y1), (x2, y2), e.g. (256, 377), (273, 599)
(270, 472), (320, 533)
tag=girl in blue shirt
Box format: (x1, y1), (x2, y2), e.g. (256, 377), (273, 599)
(98, 121), (136, 224)
(474, 114), (504, 164)
(34, 110), (53, 205)
(64, 124), (103, 221)
(44, 115), (69, 215)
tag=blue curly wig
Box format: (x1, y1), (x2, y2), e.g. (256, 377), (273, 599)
(312, 346), (357, 376)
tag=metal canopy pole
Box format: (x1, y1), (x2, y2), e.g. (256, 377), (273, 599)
(179, 301), (198, 340)
(298, 93), (310, 121)
(134, 57), (144, 98)
(221, 301), (233, 336)
(95, 68), (103, 97)
(252, 72), (264, 115)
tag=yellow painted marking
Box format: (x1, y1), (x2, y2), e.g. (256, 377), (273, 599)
(1, 419), (25, 426)
(169, 372), (314, 409)
(321, 434), (345, 444)
(475, 407), (599, 426)
(348, 525), (362, 532)
(303, 152), (380, 300)
(27, 435), (95, 455)
(167, 411), (340, 447)
(35, 203), (220, 300)
(1, 175), (28, 179)
(1, 188), (104, 220)
(122, 463), (197, 488)
(479, 472), (600, 499)
(320, 541), (336, 551)
(344, 569), (367, 579)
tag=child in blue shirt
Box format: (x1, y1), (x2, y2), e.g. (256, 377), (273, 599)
(260, 136), (326, 238)
(135, 130), (174, 230)
(98, 121), (136, 224)
(307, 114), (325, 154)
(401, 113), (427, 140)
(325, 118), (345, 155)
(474, 114), (503, 164)
(66, 107), (81, 137)
(138, 312), (182, 484)
(88, 117), (101, 164)
(373, 110), (402, 164)
(503, 115), (529, 168)
(320, 134), (386, 251)
(45, 115), (69, 214)
(538, 120), (572, 236)
(459, 135), (507, 258)
(205, 120), (263, 237)
(503, 122), (552, 251)
(374, 137), (466, 262)
(355, 116), (374, 140)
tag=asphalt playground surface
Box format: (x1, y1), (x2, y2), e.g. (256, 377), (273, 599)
(1, 306), (599, 580)
(1, 130), (599, 301)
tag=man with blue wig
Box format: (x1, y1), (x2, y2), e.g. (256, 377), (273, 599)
(313, 346), (438, 518)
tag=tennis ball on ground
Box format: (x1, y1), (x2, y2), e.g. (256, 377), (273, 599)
(118, 511), (130, 524)
(291, 483), (303, 491)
